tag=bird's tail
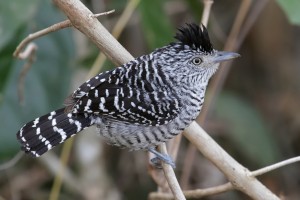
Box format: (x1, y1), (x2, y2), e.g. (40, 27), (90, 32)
(16, 108), (94, 157)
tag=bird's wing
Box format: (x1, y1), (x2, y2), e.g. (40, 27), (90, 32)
(65, 60), (181, 126)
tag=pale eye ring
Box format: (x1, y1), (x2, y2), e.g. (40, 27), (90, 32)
(192, 57), (202, 65)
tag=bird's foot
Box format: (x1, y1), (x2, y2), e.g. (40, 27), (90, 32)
(148, 148), (176, 169)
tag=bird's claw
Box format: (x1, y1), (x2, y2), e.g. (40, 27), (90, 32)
(148, 148), (176, 169)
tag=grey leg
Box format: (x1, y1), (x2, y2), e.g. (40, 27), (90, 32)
(148, 147), (176, 168)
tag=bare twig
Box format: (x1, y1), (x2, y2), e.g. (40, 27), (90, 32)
(149, 182), (233, 200)
(17, 43), (37, 105)
(153, 134), (182, 193)
(201, 0), (214, 26)
(13, 10), (115, 59)
(251, 156), (300, 177)
(13, 20), (70, 58)
(0, 152), (24, 171)
(158, 144), (185, 200)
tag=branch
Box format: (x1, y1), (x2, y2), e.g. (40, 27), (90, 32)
(184, 122), (279, 199)
(150, 154), (300, 199)
(149, 183), (233, 200)
(13, 10), (115, 59)
(251, 156), (300, 177)
(17, 43), (37, 105)
(201, 0), (214, 26)
(158, 144), (185, 200)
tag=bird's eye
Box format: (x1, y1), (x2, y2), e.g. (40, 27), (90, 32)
(192, 57), (202, 65)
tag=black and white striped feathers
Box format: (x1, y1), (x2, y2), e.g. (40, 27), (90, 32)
(65, 57), (181, 126)
(17, 108), (94, 157)
(16, 23), (237, 157)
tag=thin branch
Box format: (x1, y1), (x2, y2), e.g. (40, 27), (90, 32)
(13, 20), (70, 59)
(201, 0), (214, 26)
(154, 134), (182, 193)
(13, 10), (115, 59)
(158, 144), (186, 200)
(149, 182), (233, 200)
(251, 156), (300, 177)
(0, 152), (24, 171)
(17, 43), (37, 105)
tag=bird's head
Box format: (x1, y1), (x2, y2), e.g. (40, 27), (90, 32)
(154, 23), (240, 84)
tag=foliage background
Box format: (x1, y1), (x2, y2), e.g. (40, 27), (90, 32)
(0, 0), (300, 199)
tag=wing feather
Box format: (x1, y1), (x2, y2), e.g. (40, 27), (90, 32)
(65, 58), (180, 126)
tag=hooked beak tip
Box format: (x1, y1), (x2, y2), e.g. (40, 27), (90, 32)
(213, 51), (240, 63)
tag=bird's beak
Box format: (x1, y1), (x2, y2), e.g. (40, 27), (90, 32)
(212, 51), (240, 63)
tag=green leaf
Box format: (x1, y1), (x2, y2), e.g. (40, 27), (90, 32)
(276, 0), (300, 25)
(0, 1), (75, 157)
(139, 0), (173, 50)
(0, 0), (40, 50)
(215, 92), (280, 166)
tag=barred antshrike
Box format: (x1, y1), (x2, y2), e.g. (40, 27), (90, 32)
(16, 23), (239, 167)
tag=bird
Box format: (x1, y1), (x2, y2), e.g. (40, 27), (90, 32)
(16, 23), (239, 168)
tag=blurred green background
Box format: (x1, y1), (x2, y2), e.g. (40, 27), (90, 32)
(0, 0), (300, 199)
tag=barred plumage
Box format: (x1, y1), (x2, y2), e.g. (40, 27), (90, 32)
(16, 23), (239, 165)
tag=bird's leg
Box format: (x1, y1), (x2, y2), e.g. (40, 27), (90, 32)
(148, 147), (176, 168)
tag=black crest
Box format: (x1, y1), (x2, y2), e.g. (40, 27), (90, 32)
(175, 23), (213, 53)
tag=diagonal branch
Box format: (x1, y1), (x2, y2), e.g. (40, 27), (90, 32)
(158, 144), (185, 200)
(184, 122), (279, 199)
